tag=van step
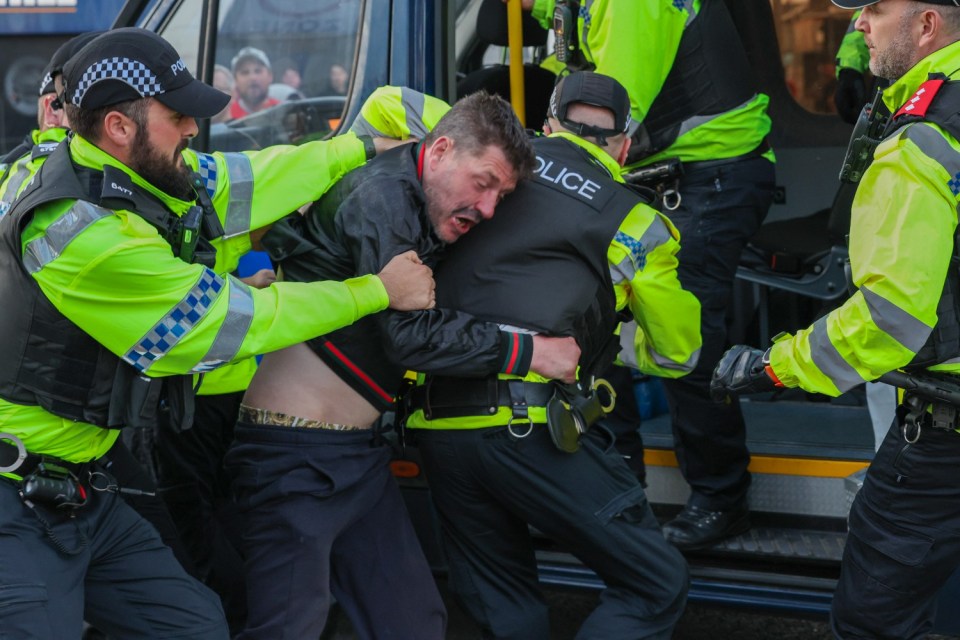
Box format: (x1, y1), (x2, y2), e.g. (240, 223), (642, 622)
(691, 526), (846, 563)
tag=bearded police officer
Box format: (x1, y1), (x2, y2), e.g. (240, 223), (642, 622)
(712, 2), (960, 637)
(0, 27), (433, 639)
(405, 72), (701, 639)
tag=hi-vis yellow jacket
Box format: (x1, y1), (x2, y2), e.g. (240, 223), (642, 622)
(770, 40), (960, 395)
(1, 132), (385, 464)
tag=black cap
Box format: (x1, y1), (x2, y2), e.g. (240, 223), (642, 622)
(832, 0), (958, 8)
(39, 31), (102, 96)
(548, 71), (632, 145)
(62, 27), (230, 118)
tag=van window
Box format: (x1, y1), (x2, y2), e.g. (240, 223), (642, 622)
(159, 0), (362, 152)
(770, 1), (862, 116)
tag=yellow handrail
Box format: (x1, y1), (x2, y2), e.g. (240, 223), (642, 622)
(506, 0), (526, 126)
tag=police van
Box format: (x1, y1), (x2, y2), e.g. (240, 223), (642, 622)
(111, 0), (960, 634)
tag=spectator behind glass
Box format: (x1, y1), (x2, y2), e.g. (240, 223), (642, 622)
(212, 64), (234, 123)
(328, 63), (349, 95)
(228, 46), (281, 119)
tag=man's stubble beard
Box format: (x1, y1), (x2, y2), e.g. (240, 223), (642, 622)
(870, 10), (921, 82)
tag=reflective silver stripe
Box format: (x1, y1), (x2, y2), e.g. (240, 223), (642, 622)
(676, 94), (757, 139)
(401, 86), (429, 140)
(860, 284), (932, 353)
(682, 0), (698, 26)
(608, 217), (672, 284)
(193, 276), (255, 372)
(124, 268), (226, 372)
(808, 315), (866, 391)
(350, 112), (387, 138)
(23, 200), (112, 273)
(618, 321), (699, 372)
(1, 160), (32, 206)
(223, 153), (253, 238)
(902, 123), (960, 193)
(649, 344), (699, 372)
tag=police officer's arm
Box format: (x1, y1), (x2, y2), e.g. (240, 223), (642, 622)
(530, 0), (685, 121)
(26, 204), (391, 378)
(611, 205), (701, 377)
(338, 182), (536, 378)
(767, 125), (956, 395)
(184, 132), (369, 266)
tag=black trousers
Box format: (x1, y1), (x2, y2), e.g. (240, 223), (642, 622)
(417, 425), (688, 640)
(156, 390), (246, 632)
(0, 473), (226, 639)
(832, 420), (960, 639)
(224, 421), (446, 640)
(661, 155), (775, 510)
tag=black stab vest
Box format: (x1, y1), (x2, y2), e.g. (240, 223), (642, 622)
(434, 136), (649, 380)
(0, 143), (215, 429)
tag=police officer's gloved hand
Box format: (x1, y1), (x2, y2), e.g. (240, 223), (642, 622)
(710, 345), (781, 402)
(835, 68), (867, 125)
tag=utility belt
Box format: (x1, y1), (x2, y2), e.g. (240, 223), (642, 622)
(881, 370), (960, 443)
(898, 394), (959, 444)
(404, 375), (616, 453)
(623, 139), (770, 212)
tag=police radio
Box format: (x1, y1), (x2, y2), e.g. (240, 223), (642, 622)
(553, 0), (578, 64)
(839, 88), (890, 184)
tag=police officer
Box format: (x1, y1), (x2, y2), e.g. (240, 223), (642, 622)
(518, 0), (776, 549)
(0, 31), (100, 215)
(711, 2), (960, 637)
(405, 72), (701, 639)
(0, 27), (433, 639)
(835, 10), (872, 124)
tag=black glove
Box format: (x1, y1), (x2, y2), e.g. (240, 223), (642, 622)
(710, 345), (779, 402)
(835, 68), (867, 125)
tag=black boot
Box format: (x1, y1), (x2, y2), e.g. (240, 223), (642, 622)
(662, 502), (750, 550)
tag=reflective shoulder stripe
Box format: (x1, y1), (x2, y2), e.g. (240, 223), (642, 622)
(192, 275), (255, 373)
(196, 153), (218, 198)
(610, 217), (672, 283)
(901, 123), (960, 196)
(678, 0), (697, 26)
(860, 284), (932, 354)
(223, 152), (253, 238)
(123, 268), (226, 373)
(808, 315), (866, 392)
(400, 86), (429, 140)
(1, 157), (33, 207)
(23, 200), (113, 273)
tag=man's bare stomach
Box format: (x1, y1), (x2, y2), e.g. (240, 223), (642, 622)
(243, 342), (382, 427)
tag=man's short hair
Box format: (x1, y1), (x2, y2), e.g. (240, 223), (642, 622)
(426, 91), (534, 179)
(66, 97), (149, 141)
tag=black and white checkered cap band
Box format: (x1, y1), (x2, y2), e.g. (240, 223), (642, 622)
(38, 72), (52, 96)
(70, 57), (164, 106)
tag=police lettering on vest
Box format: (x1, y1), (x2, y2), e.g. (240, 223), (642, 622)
(534, 155), (602, 201)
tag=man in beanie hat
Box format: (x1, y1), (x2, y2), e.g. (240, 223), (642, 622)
(0, 27), (433, 639)
(403, 71), (700, 639)
(711, 1), (960, 637)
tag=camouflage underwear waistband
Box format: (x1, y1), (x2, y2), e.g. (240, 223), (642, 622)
(238, 404), (370, 431)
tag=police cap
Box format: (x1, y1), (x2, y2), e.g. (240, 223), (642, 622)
(548, 71), (631, 145)
(62, 27), (230, 118)
(39, 31), (102, 96)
